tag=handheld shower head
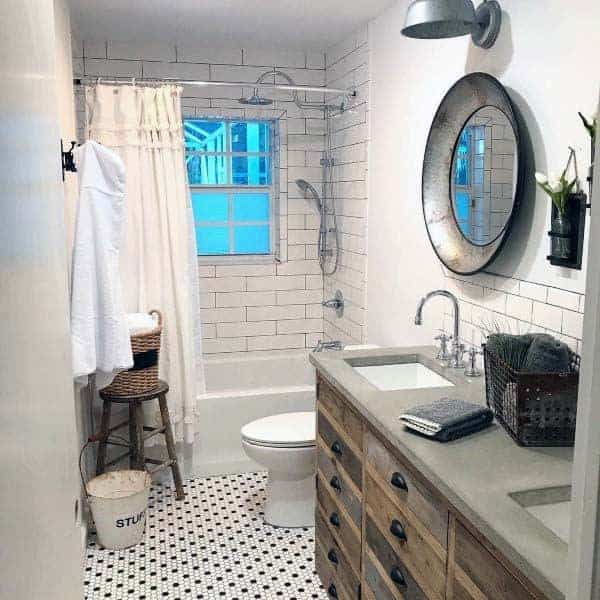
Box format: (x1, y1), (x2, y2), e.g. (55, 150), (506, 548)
(295, 179), (322, 211)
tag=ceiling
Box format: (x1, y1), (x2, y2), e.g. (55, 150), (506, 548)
(69, 0), (397, 51)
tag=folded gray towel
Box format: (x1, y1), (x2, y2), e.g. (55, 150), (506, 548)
(522, 333), (570, 373)
(399, 398), (493, 442)
(486, 332), (571, 373)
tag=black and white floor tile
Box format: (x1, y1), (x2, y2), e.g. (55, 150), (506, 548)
(84, 472), (328, 599)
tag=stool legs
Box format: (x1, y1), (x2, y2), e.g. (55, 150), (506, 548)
(96, 398), (112, 475)
(133, 400), (145, 471)
(158, 392), (185, 500)
(128, 402), (138, 469)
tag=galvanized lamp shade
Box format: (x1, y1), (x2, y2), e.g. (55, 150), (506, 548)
(401, 0), (502, 49)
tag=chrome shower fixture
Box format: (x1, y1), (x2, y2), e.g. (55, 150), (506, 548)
(238, 69), (353, 112)
(401, 0), (502, 49)
(238, 93), (273, 106)
(295, 178), (322, 211)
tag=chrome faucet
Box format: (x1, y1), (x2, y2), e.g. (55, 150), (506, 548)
(414, 290), (465, 368)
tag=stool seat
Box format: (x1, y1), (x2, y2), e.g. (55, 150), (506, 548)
(95, 379), (184, 500)
(99, 380), (169, 403)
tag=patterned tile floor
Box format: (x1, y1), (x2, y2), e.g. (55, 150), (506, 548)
(84, 472), (328, 599)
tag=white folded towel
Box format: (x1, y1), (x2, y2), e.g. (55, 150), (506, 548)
(126, 312), (157, 336)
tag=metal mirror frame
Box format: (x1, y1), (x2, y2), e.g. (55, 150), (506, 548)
(422, 72), (523, 275)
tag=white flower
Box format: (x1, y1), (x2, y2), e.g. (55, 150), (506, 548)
(548, 179), (563, 193)
(535, 172), (548, 184)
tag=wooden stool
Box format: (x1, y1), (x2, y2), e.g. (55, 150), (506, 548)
(96, 380), (185, 500)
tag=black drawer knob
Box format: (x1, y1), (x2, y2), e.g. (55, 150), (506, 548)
(327, 583), (338, 598)
(390, 471), (408, 491)
(390, 519), (407, 542)
(329, 476), (342, 492)
(390, 566), (407, 587)
(327, 549), (339, 565)
(331, 440), (343, 456)
(329, 512), (340, 528)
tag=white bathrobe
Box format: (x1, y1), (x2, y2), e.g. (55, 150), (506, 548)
(71, 141), (133, 387)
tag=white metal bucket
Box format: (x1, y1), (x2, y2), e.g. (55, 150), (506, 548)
(86, 470), (152, 550)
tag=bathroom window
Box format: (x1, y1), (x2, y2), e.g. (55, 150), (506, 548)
(184, 119), (274, 256)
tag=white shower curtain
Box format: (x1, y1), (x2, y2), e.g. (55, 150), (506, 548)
(85, 83), (205, 445)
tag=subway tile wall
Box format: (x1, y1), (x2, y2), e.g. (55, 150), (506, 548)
(442, 270), (585, 357)
(322, 27), (370, 345)
(72, 40), (326, 354)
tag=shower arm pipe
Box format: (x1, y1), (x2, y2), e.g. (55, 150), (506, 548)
(73, 77), (356, 98)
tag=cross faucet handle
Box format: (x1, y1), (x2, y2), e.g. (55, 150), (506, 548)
(464, 347), (483, 377)
(434, 332), (452, 361)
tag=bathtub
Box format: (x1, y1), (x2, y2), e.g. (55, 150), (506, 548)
(193, 349), (316, 476)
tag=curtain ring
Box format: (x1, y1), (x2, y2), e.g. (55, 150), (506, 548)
(132, 77), (136, 87)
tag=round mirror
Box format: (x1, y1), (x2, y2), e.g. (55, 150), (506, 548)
(422, 73), (523, 275)
(450, 106), (518, 246)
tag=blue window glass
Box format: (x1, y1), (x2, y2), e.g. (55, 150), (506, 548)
(233, 225), (270, 254)
(184, 121), (226, 152)
(232, 156), (270, 185)
(232, 193), (270, 221)
(454, 128), (471, 186)
(196, 227), (229, 255)
(186, 154), (228, 185)
(230, 122), (270, 153)
(184, 119), (273, 256)
(192, 192), (228, 222)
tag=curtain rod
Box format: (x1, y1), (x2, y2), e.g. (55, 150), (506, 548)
(72, 77), (356, 97)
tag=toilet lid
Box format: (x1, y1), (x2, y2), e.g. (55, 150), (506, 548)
(241, 411), (316, 448)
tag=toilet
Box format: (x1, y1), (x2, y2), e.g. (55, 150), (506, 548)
(241, 411), (316, 528)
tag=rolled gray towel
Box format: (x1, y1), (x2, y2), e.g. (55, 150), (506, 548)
(522, 333), (570, 373)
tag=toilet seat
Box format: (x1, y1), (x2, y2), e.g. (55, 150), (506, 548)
(241, 411), (316, 449)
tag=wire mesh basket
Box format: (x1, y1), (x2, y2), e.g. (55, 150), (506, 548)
(483, 345), (579, 447)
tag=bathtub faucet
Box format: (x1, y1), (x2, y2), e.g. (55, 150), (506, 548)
(313, 340), (343, 352)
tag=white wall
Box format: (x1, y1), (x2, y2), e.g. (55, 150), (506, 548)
(0, 0), (83, 597)
(368, 0), (599, 351)
(72, 42), (327, 354)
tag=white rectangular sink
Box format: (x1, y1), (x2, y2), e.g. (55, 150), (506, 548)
(353, 362), (454, 391)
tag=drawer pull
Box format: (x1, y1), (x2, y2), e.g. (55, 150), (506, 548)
(329, 476), (342, 492)
(327, 583), (338, 598)
(390, 471), (408, 491)
(327, 549), (339, 565)
(390, 519), (407, 542)
(390, 566), (407, 587)
(331, 440), (343, 456)
(329, 512), (341, 528)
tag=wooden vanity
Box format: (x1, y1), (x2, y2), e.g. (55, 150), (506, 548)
(315, 374), (551, 600)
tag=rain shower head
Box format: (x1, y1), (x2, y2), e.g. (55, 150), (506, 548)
(295, 179), (322, 211)
(238, 90), (274, 106)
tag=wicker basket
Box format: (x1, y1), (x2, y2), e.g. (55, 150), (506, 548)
(101, 310), (163, 396)
(483, 344), (579, 447)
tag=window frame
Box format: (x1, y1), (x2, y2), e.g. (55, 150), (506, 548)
(184, 118), (276, 260)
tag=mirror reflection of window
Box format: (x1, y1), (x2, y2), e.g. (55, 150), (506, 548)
(451, 107), (517, 246)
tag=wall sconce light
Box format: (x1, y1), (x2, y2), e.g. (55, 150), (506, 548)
(401, 0), (502, 49)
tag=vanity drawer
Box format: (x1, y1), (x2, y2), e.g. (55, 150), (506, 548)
(317, 440), (362, 528)
(315, 509), (361, 599)
(317, 471), (361, 575)
(365, 513), (428, 600)
(365, 429), (447, 546)
(318, 409), (362, 491)
(365, 471), (446, 600)
(317, 376), (363, 450)
(448, 516), (538, 600)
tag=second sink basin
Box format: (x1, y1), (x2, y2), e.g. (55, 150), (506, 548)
(509, 486), (571, 544)
(351, 361), (454, 391)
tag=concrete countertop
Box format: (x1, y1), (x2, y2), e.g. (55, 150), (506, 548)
(310, 345), (572, 600)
